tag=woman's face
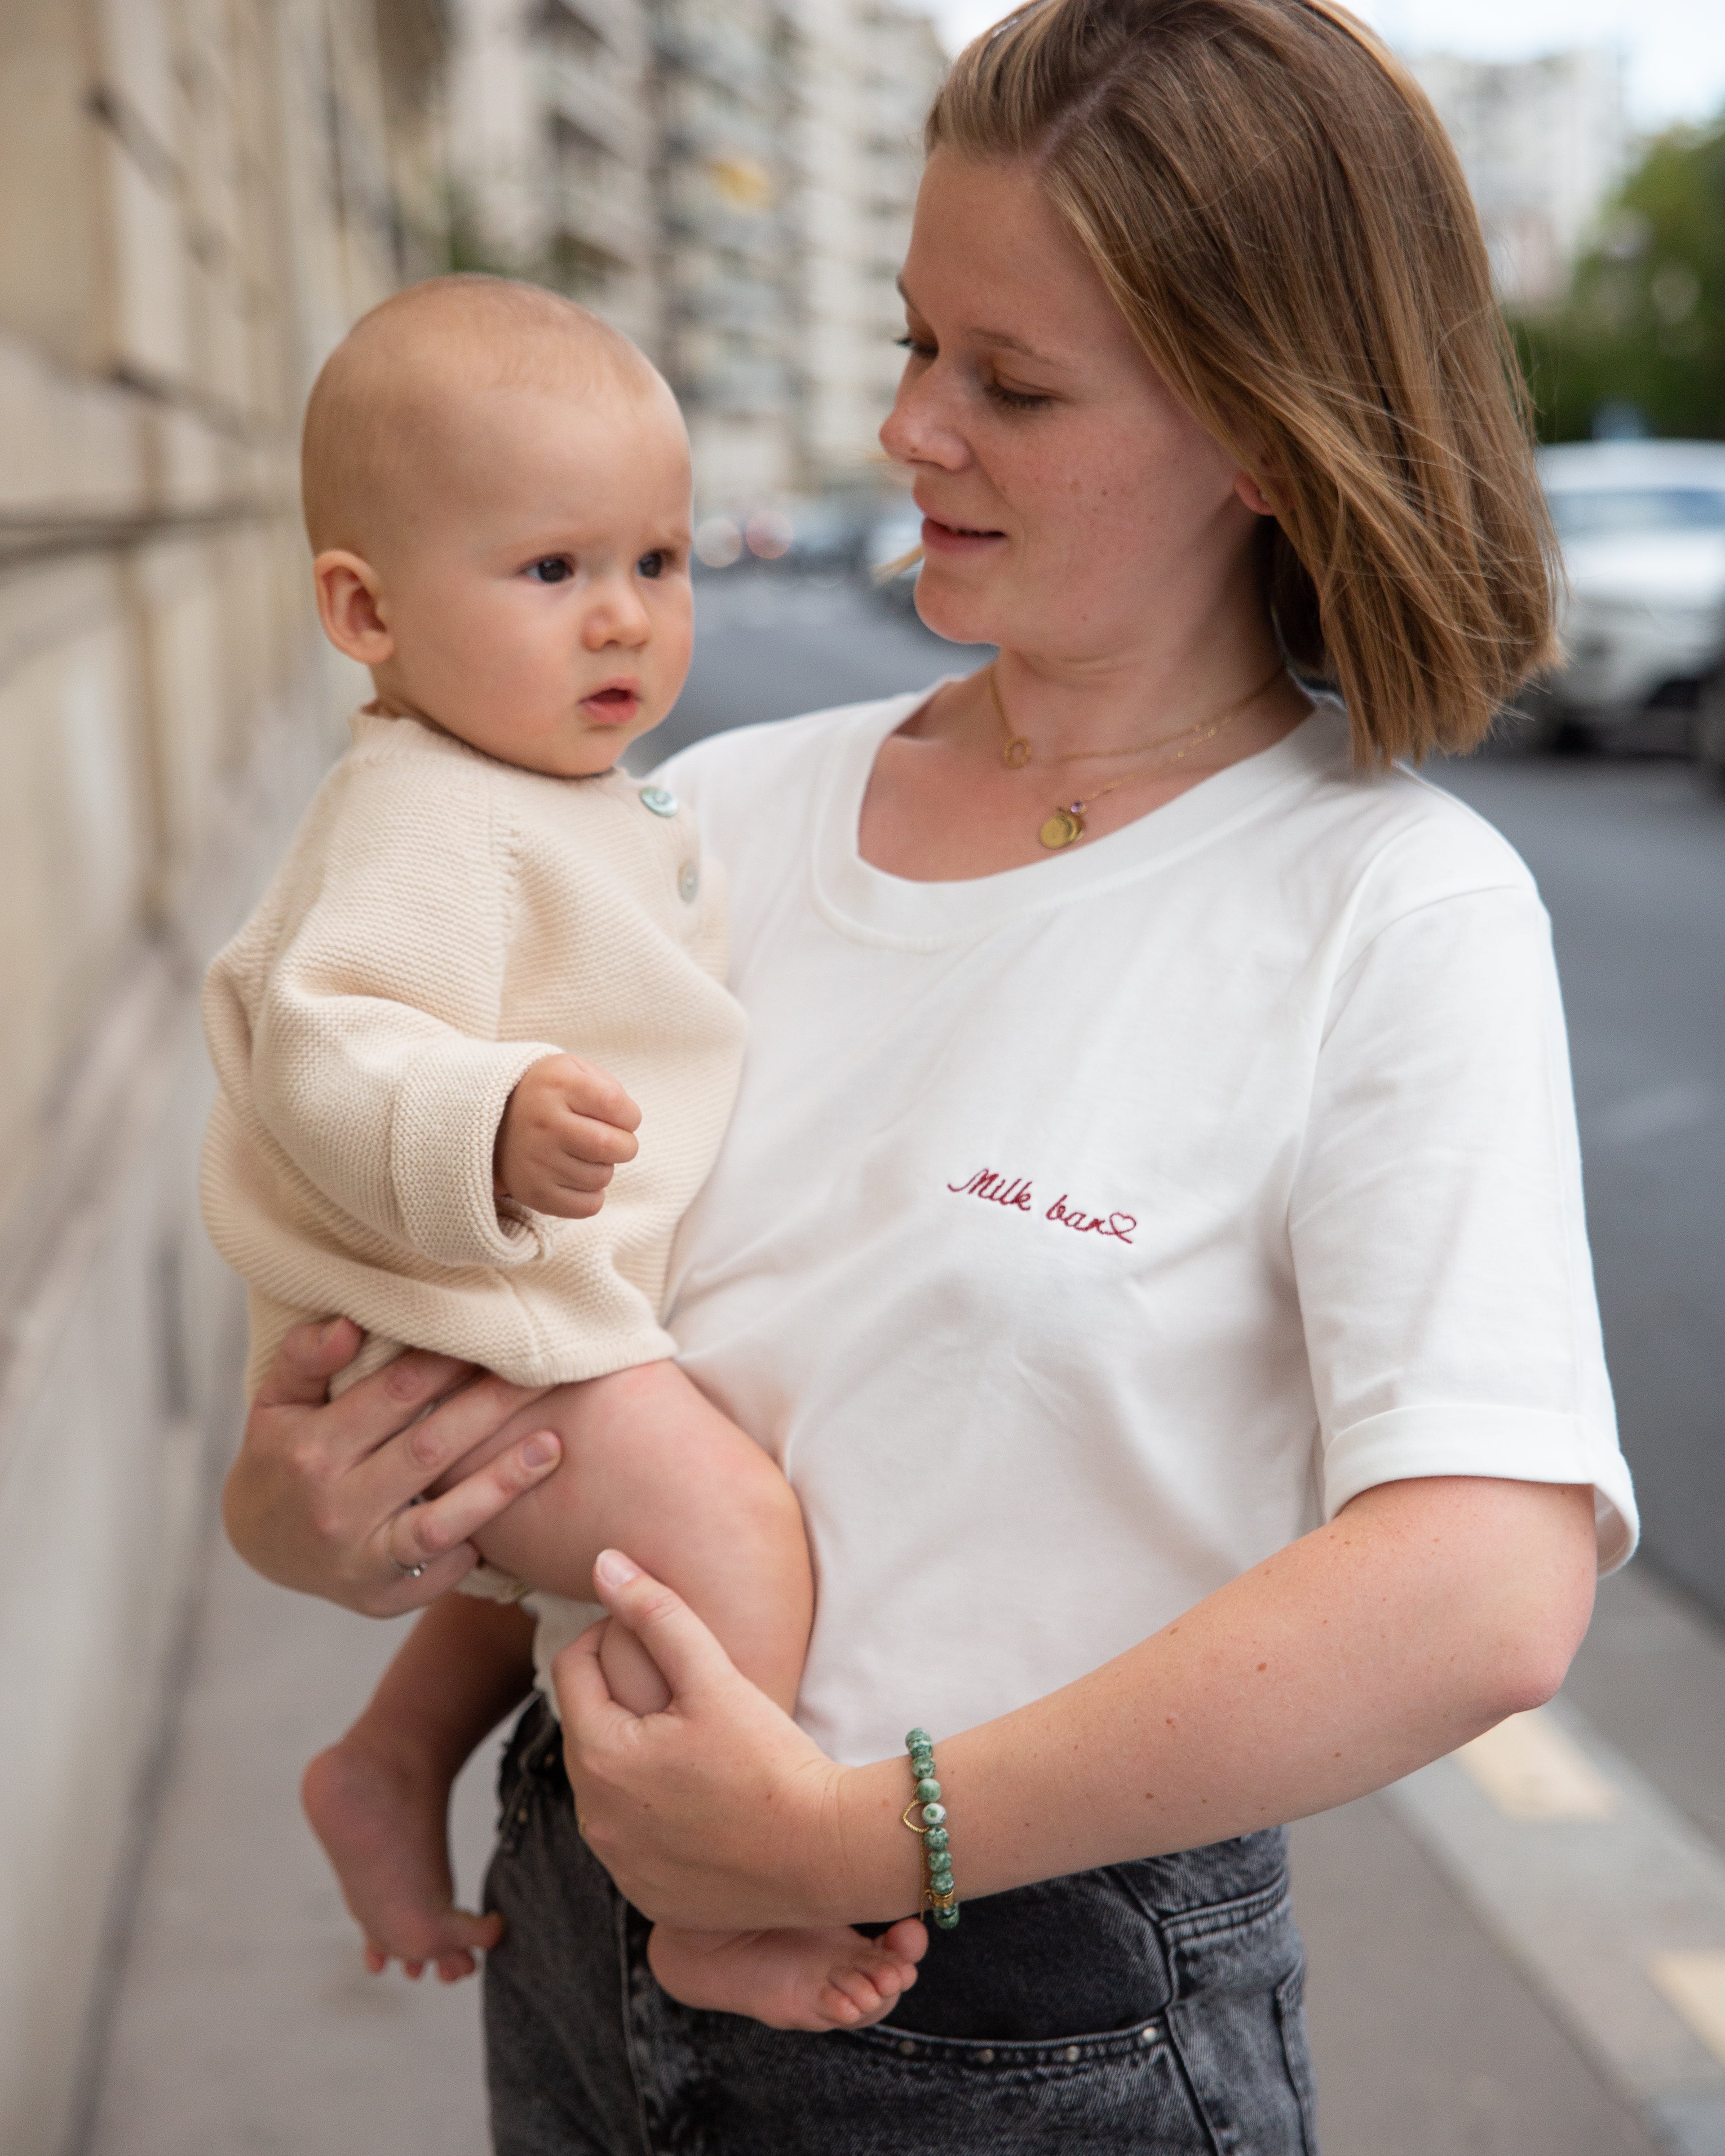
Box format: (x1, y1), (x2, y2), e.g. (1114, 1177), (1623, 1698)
(882, 152), (1264, 661)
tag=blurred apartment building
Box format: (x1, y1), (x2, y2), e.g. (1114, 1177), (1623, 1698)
(0, 5), (938, 2145)
(0, 4), (448, 2151)
(1411, 48), (1630, 309)
(446, 0), (945, 502)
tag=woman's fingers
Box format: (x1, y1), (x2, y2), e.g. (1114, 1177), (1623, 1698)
(588, 1551), (739, 1702)
(384, 1429), (563, 1571)
(251, 1315), (365, 1409)
(351, 1368), (551, 1512)
(550, 1621), (636, 1741)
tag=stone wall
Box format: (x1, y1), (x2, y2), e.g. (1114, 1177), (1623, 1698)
(0, 4), (443, 2147)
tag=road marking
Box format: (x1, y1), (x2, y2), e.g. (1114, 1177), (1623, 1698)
(1388, 1697), (1725, 2156)
(1652, 1955), (1725, 2069)
(1457, 1708), (1622, 1820)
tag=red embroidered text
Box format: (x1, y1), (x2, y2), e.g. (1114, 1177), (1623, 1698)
(1046, 1194), (1137, 1244)
(947, 1166), (1035, 1212)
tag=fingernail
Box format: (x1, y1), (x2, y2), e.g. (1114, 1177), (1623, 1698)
(318, 1317), (343, 1348)
(594, 1548), (641, 1590)
(522, 1431), (559, 1468)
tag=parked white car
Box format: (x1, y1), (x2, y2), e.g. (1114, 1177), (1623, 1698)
(1535, 441), (1725, 749)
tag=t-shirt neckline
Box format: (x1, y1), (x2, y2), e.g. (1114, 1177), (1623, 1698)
(809, 681), (1349, 950)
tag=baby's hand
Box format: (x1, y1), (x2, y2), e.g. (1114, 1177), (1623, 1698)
(495, 1055), (641, 1219)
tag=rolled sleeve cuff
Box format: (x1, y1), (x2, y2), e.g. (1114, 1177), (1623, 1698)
(1322, 1403), (1639, 1573)
(390, 1038), (566, 1269)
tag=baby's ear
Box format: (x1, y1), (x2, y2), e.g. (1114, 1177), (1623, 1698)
(313, 549), (394, 665)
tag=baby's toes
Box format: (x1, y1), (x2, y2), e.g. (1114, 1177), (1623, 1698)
(817, 1982), (867, 2027)
(881, 1916), (929, 1967)
(828, 1962), (914, 2028)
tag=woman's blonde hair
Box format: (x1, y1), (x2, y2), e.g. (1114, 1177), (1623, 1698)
(928, 0), (1558, 763)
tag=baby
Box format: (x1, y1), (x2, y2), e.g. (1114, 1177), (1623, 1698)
(201, 275), (923, 2031)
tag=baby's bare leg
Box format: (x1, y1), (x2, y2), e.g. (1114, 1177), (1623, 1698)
(449, 1362), (812, 1716)
(303, 1597), (534, 1981)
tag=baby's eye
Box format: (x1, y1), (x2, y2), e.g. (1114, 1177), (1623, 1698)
(637, 551), (666, 580)
(527, 556), (573, 584)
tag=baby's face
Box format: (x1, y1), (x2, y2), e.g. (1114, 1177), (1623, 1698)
(361, 378), (694, 778)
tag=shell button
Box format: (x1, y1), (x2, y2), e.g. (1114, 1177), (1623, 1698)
(639, 785), (679, 817)
(677, 860), (700, 903)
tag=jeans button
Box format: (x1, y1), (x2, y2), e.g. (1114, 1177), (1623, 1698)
(1064, 2045), (1081, 2062)
(898, 2038), (917, 2057)
(977, 2048), (994, 2064)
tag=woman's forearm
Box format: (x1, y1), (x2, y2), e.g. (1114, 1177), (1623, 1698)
(832, 1476), (1597, 1921)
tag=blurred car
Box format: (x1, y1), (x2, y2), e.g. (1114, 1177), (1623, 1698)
(862, 499), (925, 607)
(692, 496), (878, 580)
(1532, 442), (1725, 750)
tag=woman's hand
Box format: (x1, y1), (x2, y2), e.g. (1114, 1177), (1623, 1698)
(222, 1316), (564, 1614)
(556, 1552), (917, 1933)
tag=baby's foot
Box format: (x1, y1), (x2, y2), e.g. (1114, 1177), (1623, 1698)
(302, 1732), (501, 1982)
(647, 1917), (928, 2032)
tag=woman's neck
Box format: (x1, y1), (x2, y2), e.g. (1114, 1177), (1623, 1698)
(859, 619), (1313, 884)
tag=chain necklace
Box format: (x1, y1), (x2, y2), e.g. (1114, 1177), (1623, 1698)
(989, 659), (1289, 849)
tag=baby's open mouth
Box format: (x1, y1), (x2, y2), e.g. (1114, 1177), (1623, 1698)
(583, 683), (641, 724)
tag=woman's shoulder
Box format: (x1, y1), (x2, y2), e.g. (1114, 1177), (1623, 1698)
(1285, 707), (1541, 918)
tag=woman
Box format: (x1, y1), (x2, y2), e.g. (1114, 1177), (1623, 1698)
(227, 1), (1635, 2147)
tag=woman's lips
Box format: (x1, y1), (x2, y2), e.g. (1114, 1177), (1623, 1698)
(581, 684), (642, 726)
(920, 515), (1006, 555)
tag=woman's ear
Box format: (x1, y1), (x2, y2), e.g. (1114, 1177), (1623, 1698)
(313, 550), (394, 665)
(1234, 473), (1278, 517)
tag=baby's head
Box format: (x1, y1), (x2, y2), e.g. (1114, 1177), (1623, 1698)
(302, 275), (692, 778)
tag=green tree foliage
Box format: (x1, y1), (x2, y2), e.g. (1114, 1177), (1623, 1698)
(1511, 115), (1725, 442)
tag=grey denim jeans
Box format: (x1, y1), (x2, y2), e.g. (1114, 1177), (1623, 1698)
(483, 1699), (1320, 2155)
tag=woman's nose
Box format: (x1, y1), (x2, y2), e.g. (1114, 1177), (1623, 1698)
(880, 368), (969, 473)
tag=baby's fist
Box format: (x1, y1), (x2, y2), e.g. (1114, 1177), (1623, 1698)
(495, 1055), (641, 1219)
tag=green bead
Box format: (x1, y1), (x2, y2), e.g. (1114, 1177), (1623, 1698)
(914, 1777), (942, 1803)
(929, 1873), (955, 1897)
(933, 1908), (960, 1930)
(924, 1827), (949, 1853)
(905, 1728), (932, 1751)
(909, 1748), (934, 1774)
(920, 1802), (947, 1826)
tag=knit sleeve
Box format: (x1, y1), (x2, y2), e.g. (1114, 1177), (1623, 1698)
(245, 751), (566, 1270)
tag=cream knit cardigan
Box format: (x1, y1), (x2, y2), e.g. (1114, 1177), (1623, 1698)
(202, 710), (746, 1398)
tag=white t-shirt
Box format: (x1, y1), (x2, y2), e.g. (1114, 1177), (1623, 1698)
(540, 690), (1637, 1765)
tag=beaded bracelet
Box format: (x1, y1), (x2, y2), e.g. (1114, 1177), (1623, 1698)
(902, 1727), (959, 1929)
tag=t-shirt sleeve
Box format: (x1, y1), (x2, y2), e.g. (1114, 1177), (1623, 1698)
(1289, 875), (1637, 1569)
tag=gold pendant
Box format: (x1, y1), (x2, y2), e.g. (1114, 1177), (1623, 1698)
(1039, 806), (1085, 849)
(1002, 735), (1031, 769)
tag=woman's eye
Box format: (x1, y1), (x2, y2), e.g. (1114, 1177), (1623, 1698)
(986, 380), (1054, 412)
(895, 334), (935, 360)
(637, 551), (665, 580)
(527, 557), (573, 584)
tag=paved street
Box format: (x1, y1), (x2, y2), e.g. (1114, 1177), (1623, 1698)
(84, 574), (1725, 2154)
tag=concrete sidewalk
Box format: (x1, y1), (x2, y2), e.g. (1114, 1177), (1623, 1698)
(81, 1536), (1717, 2156)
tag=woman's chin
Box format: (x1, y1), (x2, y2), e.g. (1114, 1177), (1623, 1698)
(912, 575), (1005, 649)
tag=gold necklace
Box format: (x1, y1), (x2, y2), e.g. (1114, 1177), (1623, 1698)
(989, 660), (1288, 850)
